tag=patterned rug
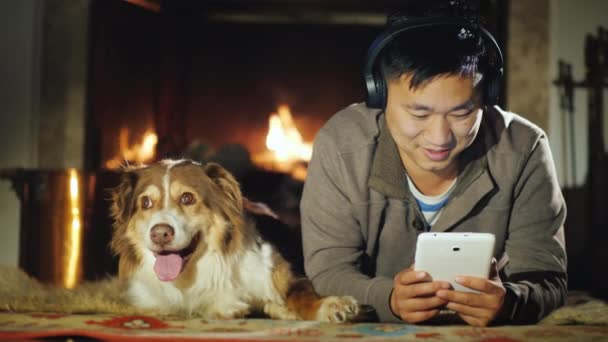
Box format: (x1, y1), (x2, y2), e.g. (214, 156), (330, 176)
(1, 312), (607, 341)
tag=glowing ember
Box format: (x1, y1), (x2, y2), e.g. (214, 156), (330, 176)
(106, 128), (158, 169)
(254, 105), (312, 180)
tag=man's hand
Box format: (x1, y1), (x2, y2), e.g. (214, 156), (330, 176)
(435, 259), (506, 326)
(390, 266), (451, 323)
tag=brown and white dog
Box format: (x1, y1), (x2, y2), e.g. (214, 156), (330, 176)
(0, 159), (359, 322)
(109, 159), (358, 322)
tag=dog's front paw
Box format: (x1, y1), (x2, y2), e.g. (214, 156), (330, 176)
(315, 296), (359, 323)
(208, 301), (251, 320)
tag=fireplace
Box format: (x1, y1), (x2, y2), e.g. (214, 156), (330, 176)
(83, 1), (392, 257)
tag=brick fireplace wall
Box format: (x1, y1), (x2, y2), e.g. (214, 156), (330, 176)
(37, 1), (89, 169)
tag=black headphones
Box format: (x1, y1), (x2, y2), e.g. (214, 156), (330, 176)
(364, 17), (504, 109)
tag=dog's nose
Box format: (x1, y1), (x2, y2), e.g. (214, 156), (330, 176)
(150, 224), (175, 246)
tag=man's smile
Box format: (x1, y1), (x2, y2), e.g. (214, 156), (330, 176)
(423, 148), (451, 161)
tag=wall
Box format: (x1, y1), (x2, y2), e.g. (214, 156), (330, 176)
(0, 1), (42, 266)
(548, 0), (608, 188)
(506, 0), (550, 133)
(507, 0), (608, 188)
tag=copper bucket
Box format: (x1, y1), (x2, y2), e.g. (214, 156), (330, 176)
(1, 169), (120, 288)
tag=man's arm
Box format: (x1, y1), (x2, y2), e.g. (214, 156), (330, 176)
(498, 135), (568, 324)
(435, 134), (567, 326)
(300, 129), (398, 322)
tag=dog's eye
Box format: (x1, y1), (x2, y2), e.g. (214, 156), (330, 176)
(180, 192), (195, 205)
(141, 196), (153, 209)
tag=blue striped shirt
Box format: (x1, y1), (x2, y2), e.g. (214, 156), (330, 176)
(406, 175), (457, 228)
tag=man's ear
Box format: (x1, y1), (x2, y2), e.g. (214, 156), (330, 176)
(203, 162), (243, 213)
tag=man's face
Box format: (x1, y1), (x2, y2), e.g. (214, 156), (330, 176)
(385, 73), (483, 177)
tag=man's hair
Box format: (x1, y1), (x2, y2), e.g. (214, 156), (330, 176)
(379, 15), (491, 90)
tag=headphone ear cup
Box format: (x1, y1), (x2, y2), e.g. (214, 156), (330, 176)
(364, 72), (379, 108)
(365, 68), (384, 109)
(375, 67), (387, 109)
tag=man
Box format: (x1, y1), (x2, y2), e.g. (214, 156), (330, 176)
(300, 13), (567, 326)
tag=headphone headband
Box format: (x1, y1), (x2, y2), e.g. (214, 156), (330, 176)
(364, 17), (504, 109)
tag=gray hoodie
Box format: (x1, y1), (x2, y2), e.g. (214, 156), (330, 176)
(301, 103), (567, 323)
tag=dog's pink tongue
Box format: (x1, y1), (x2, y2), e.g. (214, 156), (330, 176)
(153, 254), (183, 281)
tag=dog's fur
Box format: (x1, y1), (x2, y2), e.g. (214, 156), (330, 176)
(0, 160), (358, 322)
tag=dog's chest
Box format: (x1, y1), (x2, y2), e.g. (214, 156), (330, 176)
(129, 241), (281, 313)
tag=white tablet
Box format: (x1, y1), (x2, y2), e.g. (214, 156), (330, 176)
(414, 232), (496, 293)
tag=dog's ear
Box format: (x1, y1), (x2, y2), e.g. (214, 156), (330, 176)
(203, 162), (243, 212)
(109, 168), (139, 229)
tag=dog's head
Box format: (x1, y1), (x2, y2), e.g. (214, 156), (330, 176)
(109, 160), (245, 283)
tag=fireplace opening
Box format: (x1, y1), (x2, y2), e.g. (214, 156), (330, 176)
(86, 0), (386, 233)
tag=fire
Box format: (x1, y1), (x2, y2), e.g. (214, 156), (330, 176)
(106, 128), (158, 169)
(254, 105), (312, 180)
(266, 105), (312, 162)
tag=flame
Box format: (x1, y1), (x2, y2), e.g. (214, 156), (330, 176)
(64, 169), (82, 289)
(106, 128), (158, 169)
(254, 105), (312, 180)
(266, 105), (312, 162)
